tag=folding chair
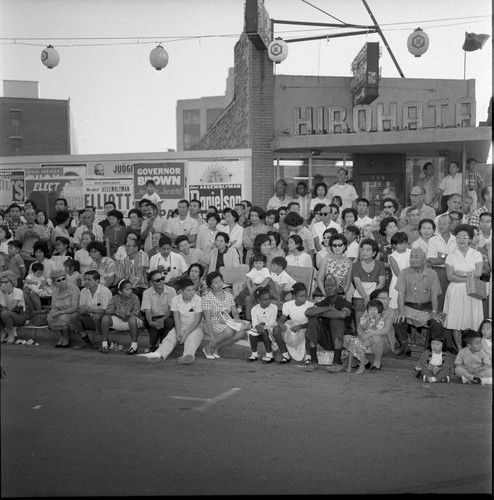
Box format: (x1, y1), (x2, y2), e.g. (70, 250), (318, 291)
(285, 265), (315, 299)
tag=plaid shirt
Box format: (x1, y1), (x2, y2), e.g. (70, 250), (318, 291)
(6, 218), (24, 235)
(466, 171), (483, 191)
(468, 206), (489, 228)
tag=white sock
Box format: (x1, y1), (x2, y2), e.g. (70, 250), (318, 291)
(429, 377), (437, 383)
(102, 341), (108, 347)
(265, 352), (273, 358)
(131, 342), (138, 349)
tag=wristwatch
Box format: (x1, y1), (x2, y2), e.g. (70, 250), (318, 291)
(441, 253), (446, 259)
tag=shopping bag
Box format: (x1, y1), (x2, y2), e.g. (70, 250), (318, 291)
(466, 274), (487, 300)
(219, 311), (250, 331)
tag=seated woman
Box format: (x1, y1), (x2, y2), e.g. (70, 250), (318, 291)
(315, 228), (338, 270)
(137, 277), (204, 364)
(51, 236), (74, 270)
(185, 263), (208, 297)
(87, 241), (118, 290)
(100, 279), (143, 355)
(284, 212), (315, 257)
(201, 271), (249, 359)
(204, 232), (240, 273)
(196, 212), (221, 253)
(286, 234), (313, 267)
(47, 268), (81, 348)
(0, 269), (27, 343)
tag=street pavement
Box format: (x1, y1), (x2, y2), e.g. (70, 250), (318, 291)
(1, 341), (492, 496)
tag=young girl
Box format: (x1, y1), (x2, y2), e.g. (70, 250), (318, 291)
(100, 279), (143, 354)
(104, 210), (127, 259)
(247, 287), (277, 363)
(479, 318), (492, 365)
(414, 333), (454, 383)
(272, 282), (314, 364)
(63, 259), (82, 288)
(243, 253), (272, 320)
(388, 231), (411, 310)
(286, 235), (312, 268)
(345, 299), (385, 375)
(23, 262), (53, 316)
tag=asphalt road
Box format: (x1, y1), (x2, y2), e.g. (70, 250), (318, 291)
(1, 344), (492, 496)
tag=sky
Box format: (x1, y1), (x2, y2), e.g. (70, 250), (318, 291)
(0, 0), (491, 155)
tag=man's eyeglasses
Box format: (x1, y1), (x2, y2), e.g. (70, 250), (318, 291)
(152, 277), (166, 283)
(321, 212), (330, 216)
(56, 277), (66, 283)
(0, 280), (11, 284)
(410, 193), (422, 197)
(383, 205), (394, 209)
(332, 243), (344, 248)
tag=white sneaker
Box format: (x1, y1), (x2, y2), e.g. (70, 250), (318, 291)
(137, 352), (162, 363)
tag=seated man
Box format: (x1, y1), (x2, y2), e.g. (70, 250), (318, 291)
(304, 274), (354, 372)
(141, 270), (176, 352)
(115, 238), (149, 301)
(393, 247), (448, 357)
(71, 270), (113, 349)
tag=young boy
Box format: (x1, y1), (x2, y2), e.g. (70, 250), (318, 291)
(7, 240), (25, 288)
(415, 332), (454, 383)
(141, 180), (163, 212)
(247, 287), (277, 363)
(269, 256), (296, 306)
(454, 330), (492, 385)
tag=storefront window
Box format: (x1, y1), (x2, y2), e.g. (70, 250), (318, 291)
(274, 156), (353, 197)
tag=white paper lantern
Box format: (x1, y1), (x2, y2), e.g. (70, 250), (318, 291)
(41, 45), (60, 69)
(407, 28), (429, 57)
(149, 45), (169, 70)
(268, 38), (288, 63)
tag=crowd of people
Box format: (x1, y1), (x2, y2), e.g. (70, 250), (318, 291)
(0, 165), (492, 384)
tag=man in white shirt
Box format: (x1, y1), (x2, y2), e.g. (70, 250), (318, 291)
(140, 202), (168, 253)
(354, 197), (373, 229)
(311, 206), (342, 251)
(73, 210), (104, 247)
(434, 193), (462, 226)
(149, 235), (188, 285)
(293, 181), (312, 221)
(266, 179), (293, 211)
(437, 161), (463, 214)
(478, 212), (492, 248)
(71, 270), (113, 349)
(327, 168), (359, 211)
(426, 214), (458, 311)
(165, 199), (200, 248)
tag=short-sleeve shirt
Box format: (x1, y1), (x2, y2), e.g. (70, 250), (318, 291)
(79, 284), (113, 309)
(327, 183), (359, 211)
(352, 259), (386, 283)
(445, 247), (482, 273)
(286, 252), (313, 268)
(395, 266), (442, 305)
(0, 287), (26, 312)
(455, 346), (490, 370)
(439, 174), (463, 196)
(246, 267), (271, 285)
(90, 257), (117, 287)
(141, 285), (176, 316)
(316, 295), (354, 332)
(250, 303), (278, 329)
(427, 234), (458, 265)
(141, 192), (162, 206)
(166, 215), (199, 240)
(270, 270), (296, 291)
(171, 293), (202, 331)
(282, 299), (314, 324)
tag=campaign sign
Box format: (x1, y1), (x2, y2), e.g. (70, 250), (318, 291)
(83, 179), (134, 221)
(87, 162), (134, 178)
(189, 184), (242, 213)
(0, 170), (25, 209)
(134, 162), (185, 201)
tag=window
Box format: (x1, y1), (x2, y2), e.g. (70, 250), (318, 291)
(10, 137), (22, 154)
(182, 110), (200, 150)
(10, 110), (21, 131)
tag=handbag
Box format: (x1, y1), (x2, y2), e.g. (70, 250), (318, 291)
(466, 274), (487, 300)
(219, 310), (250, 332)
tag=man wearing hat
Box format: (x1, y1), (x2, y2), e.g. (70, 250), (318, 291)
(304, 274), (354, 372)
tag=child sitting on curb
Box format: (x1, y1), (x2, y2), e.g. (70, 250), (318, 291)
(247, 287), (277, 363)
(414, 331), (454, 383)
(454, 329), (492, 385)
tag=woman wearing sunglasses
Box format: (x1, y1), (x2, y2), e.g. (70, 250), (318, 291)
(316, 233), (353, 298)
(47, 268), (80, 348)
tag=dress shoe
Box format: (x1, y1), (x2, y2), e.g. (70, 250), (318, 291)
(202, 346), (215, 360)
(370, 365), (382, 372)
(178, 354), (194, 364)
(327, 364), (344, 373)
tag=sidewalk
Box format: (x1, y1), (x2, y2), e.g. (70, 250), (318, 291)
(13, 323), (420, 372)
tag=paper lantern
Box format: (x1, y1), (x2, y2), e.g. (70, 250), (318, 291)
(407, 28), (429, 57)
(149, 45), (169, 70)
(41, 45), (60, 69)
(268, 38), (288, 63)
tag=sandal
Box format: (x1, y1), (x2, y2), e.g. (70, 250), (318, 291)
(279, 356), (291, 364)
(101, 345), (109, 354)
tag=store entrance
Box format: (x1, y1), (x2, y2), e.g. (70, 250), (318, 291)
(353, 153), (406, 217)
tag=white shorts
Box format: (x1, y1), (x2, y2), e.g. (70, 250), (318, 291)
(110, 316), (143, 331)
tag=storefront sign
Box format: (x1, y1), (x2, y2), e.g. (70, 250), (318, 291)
(245, 0), (272, 49)
(351, 42), (380, 106)
(25, 165), (85, 218)
(189, 184), (242, 213)
(293, 97), (476, 134)
(0, 170), (25, 209)
(134, 162), (185, 200)
(83, 178), (134, 221)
